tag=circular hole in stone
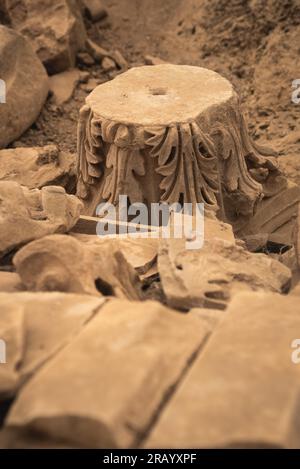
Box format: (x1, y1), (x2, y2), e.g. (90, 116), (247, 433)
(149, 87), (168, 96)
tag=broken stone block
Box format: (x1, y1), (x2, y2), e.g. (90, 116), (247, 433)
(13, 234), (142, 300)
(49, 69), (81, 105)
(145, 292), (300, 449)
(13, 0), (86, 75)
(0, 182), (82, 257)
(0, 302), (24, 399)
(237, 180), (300, 245)
(158, 236), (291, 310)
(2, 0), (86, 74)
(0, 25), (49, 149)
(0, 145), (76, 192)
(0, 292), (105, 397)
(4, 299), (210, 448)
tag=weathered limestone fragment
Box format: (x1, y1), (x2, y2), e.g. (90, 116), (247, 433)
(0, 182), (82, 257)
(49, 69), (81, 105)
(1, 0), (86, 74)
(4, 300), (210, 448)
(158, 237), (291, 310)
(13, 234), (142, 300)
(146, 292), (300, 449)
(76, 64), (299, 239)
(237, 180), (300, 246)
(0, 26), (49, 148)
(0, 292), (105, 398)
(0, 145), (76, 192)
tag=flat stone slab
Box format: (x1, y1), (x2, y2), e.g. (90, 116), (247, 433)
(145, 292), (300, 448)
(5, 300), (210, 448)
(86, 64), (234, 126)
(0, 292), (105, 398)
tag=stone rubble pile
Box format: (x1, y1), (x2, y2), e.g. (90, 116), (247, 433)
(0, 0), (300, 451)
(0, 205), (299, 448)
(0, 0), (124, 149)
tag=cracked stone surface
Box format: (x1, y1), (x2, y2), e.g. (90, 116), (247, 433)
(3, 299), (210, 448)
(13, 234), (143, 300)
(145, 292), (300, 449)
(0, 292), (105, 399)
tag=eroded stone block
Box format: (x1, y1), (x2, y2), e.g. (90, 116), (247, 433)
(158, 237), (291, 310)
(146, 292), (300, 449)
(0, 182), (82, 258)
(4, 300), (210, 448)
(13, 234), (142, 300)
(2, 0), (87, 74)
(0, 25), (48, 148)
(0, 292), (105, 398)
(0, 145), (76, 192)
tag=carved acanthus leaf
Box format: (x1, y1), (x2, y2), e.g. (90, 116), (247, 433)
(102, 145), (145, 205)
(210, 107), (280, 216)
(145, 123), (219, 208)
(77, 107), (105, 199)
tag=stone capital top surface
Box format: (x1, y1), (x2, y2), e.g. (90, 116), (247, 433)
(86, 65), (235, 126)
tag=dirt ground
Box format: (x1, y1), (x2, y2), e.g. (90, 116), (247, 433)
(15, 0), (300, 170)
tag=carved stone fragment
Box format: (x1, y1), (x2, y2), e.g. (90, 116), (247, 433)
(0, 182), (82, 258)
(158, 237), (291, 310)
(0, 145), (76, 192)
(1, 0), (86, 74)
(13, 234), (142, 300)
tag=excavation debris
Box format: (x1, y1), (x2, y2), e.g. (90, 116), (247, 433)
(49, 69), (81, 105)
(13, 234), (142, 300)
(1, 0), (86, 74)
(158, 237), (291, 310)
(0, 25), (49, 149)
(0, 145), (76, 192)
(0, 182), (82, 257)
(145, 292), (300, 449)
(3, 299), (210, 448)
